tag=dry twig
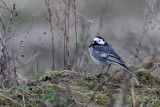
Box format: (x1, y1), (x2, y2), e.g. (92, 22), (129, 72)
(44, 0), (55, 70)
(85, 70), (119, 107)
(0, 92), (23, 107)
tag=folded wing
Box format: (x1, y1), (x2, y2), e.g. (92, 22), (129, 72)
(93, 45), (124, 65)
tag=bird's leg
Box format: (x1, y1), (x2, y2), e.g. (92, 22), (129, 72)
(97, 66), (105, 77)
(105, 64), (111, 74)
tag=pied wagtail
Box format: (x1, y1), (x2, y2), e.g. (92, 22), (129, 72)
(88, 36), (140, 78)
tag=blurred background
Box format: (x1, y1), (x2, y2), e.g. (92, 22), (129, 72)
(0, 0), (160, 82)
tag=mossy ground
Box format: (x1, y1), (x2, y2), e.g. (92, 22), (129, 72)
(0, 62), (160, 107)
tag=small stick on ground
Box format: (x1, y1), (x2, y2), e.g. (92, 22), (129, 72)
(22, 93), (25, 107)
(85, 70), (119, 107)
(0, 93), (23, 107)
(130, 78), (136, 107)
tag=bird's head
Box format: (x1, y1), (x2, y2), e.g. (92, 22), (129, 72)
(93, 36), (105, 45)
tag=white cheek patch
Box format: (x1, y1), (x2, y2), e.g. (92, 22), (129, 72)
(94, 38), (105, 45)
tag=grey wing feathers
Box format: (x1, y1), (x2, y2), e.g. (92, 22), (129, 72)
(107, 44), (124, 64)
(99, 52), (108, 57)
(93, 45), (124, 64)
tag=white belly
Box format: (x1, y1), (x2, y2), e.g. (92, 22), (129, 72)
(88, 47), (108, 66)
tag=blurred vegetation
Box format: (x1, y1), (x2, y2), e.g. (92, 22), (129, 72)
(0, 0), (160, 107)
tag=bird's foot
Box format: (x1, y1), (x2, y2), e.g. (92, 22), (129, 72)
(104, 72), (110, 77)
(104, 72), (109, 75)
(97, 73), (103, 78)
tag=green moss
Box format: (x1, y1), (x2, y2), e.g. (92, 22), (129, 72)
(58, 97), (67, 107)
(54, 70), (63, 76)
(96, 93), (106, 105)
(1, 67), (159, 107)
(137, 68), (160, 85)
(71, 84), (81, 90)
(37, 70), (48, 80)
(41, 83), (55, 90)
(71, 91), (90, 103)
(84, 92), (93, 97)
(0, 92), (43, 107)
(140, 96), (160, 107)
(56, 84), (67, 90)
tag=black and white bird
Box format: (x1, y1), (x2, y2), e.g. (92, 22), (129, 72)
(88, 36), (140, 78)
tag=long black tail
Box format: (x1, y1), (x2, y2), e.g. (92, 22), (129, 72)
(119, 63), (140, 78)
